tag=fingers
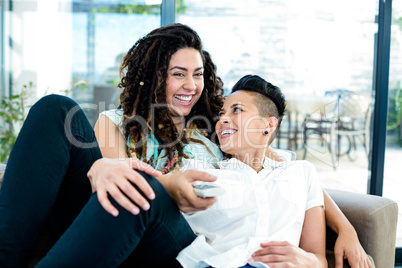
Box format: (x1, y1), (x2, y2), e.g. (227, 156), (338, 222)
(367, 258), (373, 268)
(90, 158), (157, 216)
(97, 189), (119, 216)
(346, 254), (372, 268)
(334, 250), (345, 268)
(124, 168), (155, 200)
(108, 181), (142, 216)
(178, 193), (217, 213)
(130, 158), (162, 178)
(250, 242), (292, 264)
(185, 170), (217, 183)
(253, 241), (291, 257)
(260, 241), (290, 248)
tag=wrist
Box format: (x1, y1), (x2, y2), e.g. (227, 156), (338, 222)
(156, 173), (172, 192)
(336, 222), (358, 238)
(309, 252), (328, 268)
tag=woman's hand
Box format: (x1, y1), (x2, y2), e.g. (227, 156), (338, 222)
(87, 158), (162, 217)
(160, 170), (218, 213)
(250, 241), (323, 267)
(334, 227), (373, 268)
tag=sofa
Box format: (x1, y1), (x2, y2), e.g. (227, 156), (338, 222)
(325, 188), (398, 268)
(0, 163), (398, 267)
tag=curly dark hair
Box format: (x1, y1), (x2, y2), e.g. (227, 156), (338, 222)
(118, 23), (224, 171)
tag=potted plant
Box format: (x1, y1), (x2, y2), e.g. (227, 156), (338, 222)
(0, 82), (33, 163)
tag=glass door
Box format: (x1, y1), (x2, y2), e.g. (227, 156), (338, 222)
(384, 0), (402, 249)
(177, 0), (378, 194)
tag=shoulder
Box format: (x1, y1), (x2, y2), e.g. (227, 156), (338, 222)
(184, 130), (223, 163)
(99, 109), (123, 123)
(99, 109), (124, 134)
(282, 160), (318, 183)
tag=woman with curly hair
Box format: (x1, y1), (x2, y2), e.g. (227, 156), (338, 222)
(0, 23), (225, 267)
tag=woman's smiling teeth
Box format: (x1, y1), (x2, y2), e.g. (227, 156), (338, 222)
(221, 129), (237, 138)
(174, 94), (193, 104)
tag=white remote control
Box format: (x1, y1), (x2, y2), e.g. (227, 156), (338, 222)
(193, 182), (225, 198)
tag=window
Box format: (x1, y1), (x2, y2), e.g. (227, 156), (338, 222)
(384, 0), (402, 248)
(178, 0), (378, 194)
(2, 0), (161, 125)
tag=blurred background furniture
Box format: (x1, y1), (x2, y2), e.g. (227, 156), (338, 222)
(0, 164), (398, 267)
(276, 110), (299, 150)
(302, 90), (372, 169)
(277, 94), (337, 151)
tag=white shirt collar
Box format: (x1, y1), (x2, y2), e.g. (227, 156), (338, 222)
(218, 156), (288, 172)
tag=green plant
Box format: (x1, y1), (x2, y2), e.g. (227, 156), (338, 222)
(94, 0), (187, 15)
(387, 81), (402, 146)
(0, 80), (87, 163)
(0, 82), (33, 163)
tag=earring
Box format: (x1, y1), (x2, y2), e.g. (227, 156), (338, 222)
(264, 130), (269, 135)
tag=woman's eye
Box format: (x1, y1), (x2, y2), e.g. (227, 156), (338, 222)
(173, 73), (184, 77)
(194, 72), (203, 77)
(218, 112), (225, 117)
(234, 107), (242, 113)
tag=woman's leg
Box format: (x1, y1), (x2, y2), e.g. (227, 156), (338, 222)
(0, 95), (102, 267)
(37, 172), (196, 268)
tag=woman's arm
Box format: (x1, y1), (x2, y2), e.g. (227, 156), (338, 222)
(91, 115), (217, 215)
(250, 206), (327, 267)
(90, 115), (159, 216)
(323, 190), (372, 268)
(94, 114), (127, 159)
(299, 206), (327, 267)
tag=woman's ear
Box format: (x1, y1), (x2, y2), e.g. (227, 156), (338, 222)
(265, 116), (278, 133)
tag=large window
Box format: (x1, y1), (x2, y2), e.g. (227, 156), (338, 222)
(385, 0), (402, 248)
(71, 1), (161, 123)
(178, 0), (377, 193)
(2, 0), (161, 125)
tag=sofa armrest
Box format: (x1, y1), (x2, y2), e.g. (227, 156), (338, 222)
(325, 188), (398, 268)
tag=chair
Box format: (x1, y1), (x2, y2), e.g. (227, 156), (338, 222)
(276, 109), (299, 150)
(302, 90), (372, 169)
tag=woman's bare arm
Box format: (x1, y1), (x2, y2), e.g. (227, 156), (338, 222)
(94, 114), (127, 159)
(323, 190), (372, 268)
(299, 206), (327, 267)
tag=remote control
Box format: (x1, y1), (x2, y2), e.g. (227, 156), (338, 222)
(193, 183), (225, 198)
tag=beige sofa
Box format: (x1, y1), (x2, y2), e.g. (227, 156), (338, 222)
(0, 164), (398, 267)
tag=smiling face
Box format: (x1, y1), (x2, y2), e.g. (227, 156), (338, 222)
(165, 48), (204, 119)
(216, 90), (274, 156)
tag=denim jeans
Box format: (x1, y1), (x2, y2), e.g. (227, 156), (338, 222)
(0, 95), (195, 267)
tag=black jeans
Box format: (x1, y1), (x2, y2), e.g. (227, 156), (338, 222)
(0, 95), (195, 267)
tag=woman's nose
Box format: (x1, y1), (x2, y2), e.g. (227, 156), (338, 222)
(184, 77), (197, 91)
(219, 114), (230, 124)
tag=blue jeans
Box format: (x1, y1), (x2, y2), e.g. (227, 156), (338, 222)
(0, 95), (195, 267)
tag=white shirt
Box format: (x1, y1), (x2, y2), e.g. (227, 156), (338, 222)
(177, 157), (324, 268)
